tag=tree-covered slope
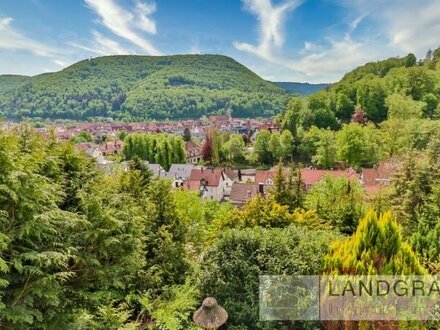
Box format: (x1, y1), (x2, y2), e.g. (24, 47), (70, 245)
(281, 50), (440, 128)
(0, 75), (31, 93)
(0, 55), (287, 120)
(272, 81), (330, 95)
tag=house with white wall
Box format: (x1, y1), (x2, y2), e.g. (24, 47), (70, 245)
(185, 167), (226, 201)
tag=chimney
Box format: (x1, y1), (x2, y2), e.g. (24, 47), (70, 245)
(258, 182), (264, 195)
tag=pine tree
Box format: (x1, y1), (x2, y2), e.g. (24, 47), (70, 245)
(325, 210), (426, 275)
(182, 127), (191, 142)
(271, 162), (287, 205)
(271, 163), (304, 212)
(324, 211), (426, 330)
(143, 180), (189, 291)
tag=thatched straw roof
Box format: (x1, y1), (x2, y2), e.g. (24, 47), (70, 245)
(193, 297), (228, 329)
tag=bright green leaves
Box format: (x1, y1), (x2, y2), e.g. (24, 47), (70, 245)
(325, 211), (426, 275)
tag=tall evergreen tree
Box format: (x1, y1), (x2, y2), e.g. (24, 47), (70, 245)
(271, 163), (305, 212)
(182, 127), (191, 142)
(325, 210), (426, 275)
(143, 180), (189, 291)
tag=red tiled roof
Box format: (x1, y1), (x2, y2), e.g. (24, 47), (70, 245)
(301, 169), (359, 186)
(75, 142), (95, 151)
(208, 115), (229, 122)
(230, 183), (260, 203)
(99, 140), (124, 155)
(362, 168), (378, 186)
(185, 140), (200, 152)
(364, 185), (386, 195)
(224, 167), (238, 181)
(361, 160), (400, 195)
(229, 183), (272, 204)
(255, 170), (275, 184)
(187, 168), (224, 187)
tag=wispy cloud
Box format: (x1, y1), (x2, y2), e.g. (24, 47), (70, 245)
(383, 1), (440, 56)
(0, 17), (56, 57)
(288, 14), (376, 80)
(234, 0), (301, 62)
(0, 17), (68, 68)
(135, 0), (157, 34)
(84, 0), (161, 55)
(235, 0), (383, 82)
(290, 35), (375, 80)
(339, 0), (440, 56)
(70, 31), (129, 56)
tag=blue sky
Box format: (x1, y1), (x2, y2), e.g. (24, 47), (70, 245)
(0, 0), (439, 82)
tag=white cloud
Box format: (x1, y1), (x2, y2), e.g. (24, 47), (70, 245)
(52, 59), (70, 67)
(85, 0), (161, 55)
(234, 0), (302, 62)
(135, 0), (157, 34)
(0, 17), (57, 57)
(349, 13), (367, 33)
(285, 15), (379, 81)
(339, 0), (440, 57)
(70, 31), (129, 56)
(0, 16), (69, 69)
(288, 36), (375, 81)
(234, 1), (377, 82)
(384, 1), (440, 56)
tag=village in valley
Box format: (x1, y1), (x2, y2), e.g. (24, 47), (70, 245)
(0, 113), (397, 208)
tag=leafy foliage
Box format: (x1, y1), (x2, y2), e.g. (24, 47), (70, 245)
(123, 133), (186, 170)
(305, 176), (365, 234)
(197, 225), (340, 329)
(279, 49), (440, 133)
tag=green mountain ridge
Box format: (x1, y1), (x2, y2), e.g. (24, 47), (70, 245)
(271, 81), (330, 95)
(0, 75), (32, 94)
(0, 54), (288, 121)
(283, 48), (440, 130)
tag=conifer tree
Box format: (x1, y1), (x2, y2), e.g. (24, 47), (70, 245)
(324, 211), (426, 330)
(143, 180), (189, 292)
(271, 163), (305, 212)
(182, 127), (191, 142)
(325, 210), (426, 275)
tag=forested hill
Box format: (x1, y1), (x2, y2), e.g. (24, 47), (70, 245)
(0, 75), (31, 93)
(281, 51), (440, 128)
(272, 81), (330, 95)
(0, 55), (288, 121)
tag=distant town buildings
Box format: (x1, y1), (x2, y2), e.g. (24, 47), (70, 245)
(1, 115), (399, 206)
(185, 141), (202, 164)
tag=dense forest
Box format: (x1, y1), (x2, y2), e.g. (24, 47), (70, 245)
(279, 50), (440, 129)
(0, 55), (287, 121)
(0, 75), (31, 94)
